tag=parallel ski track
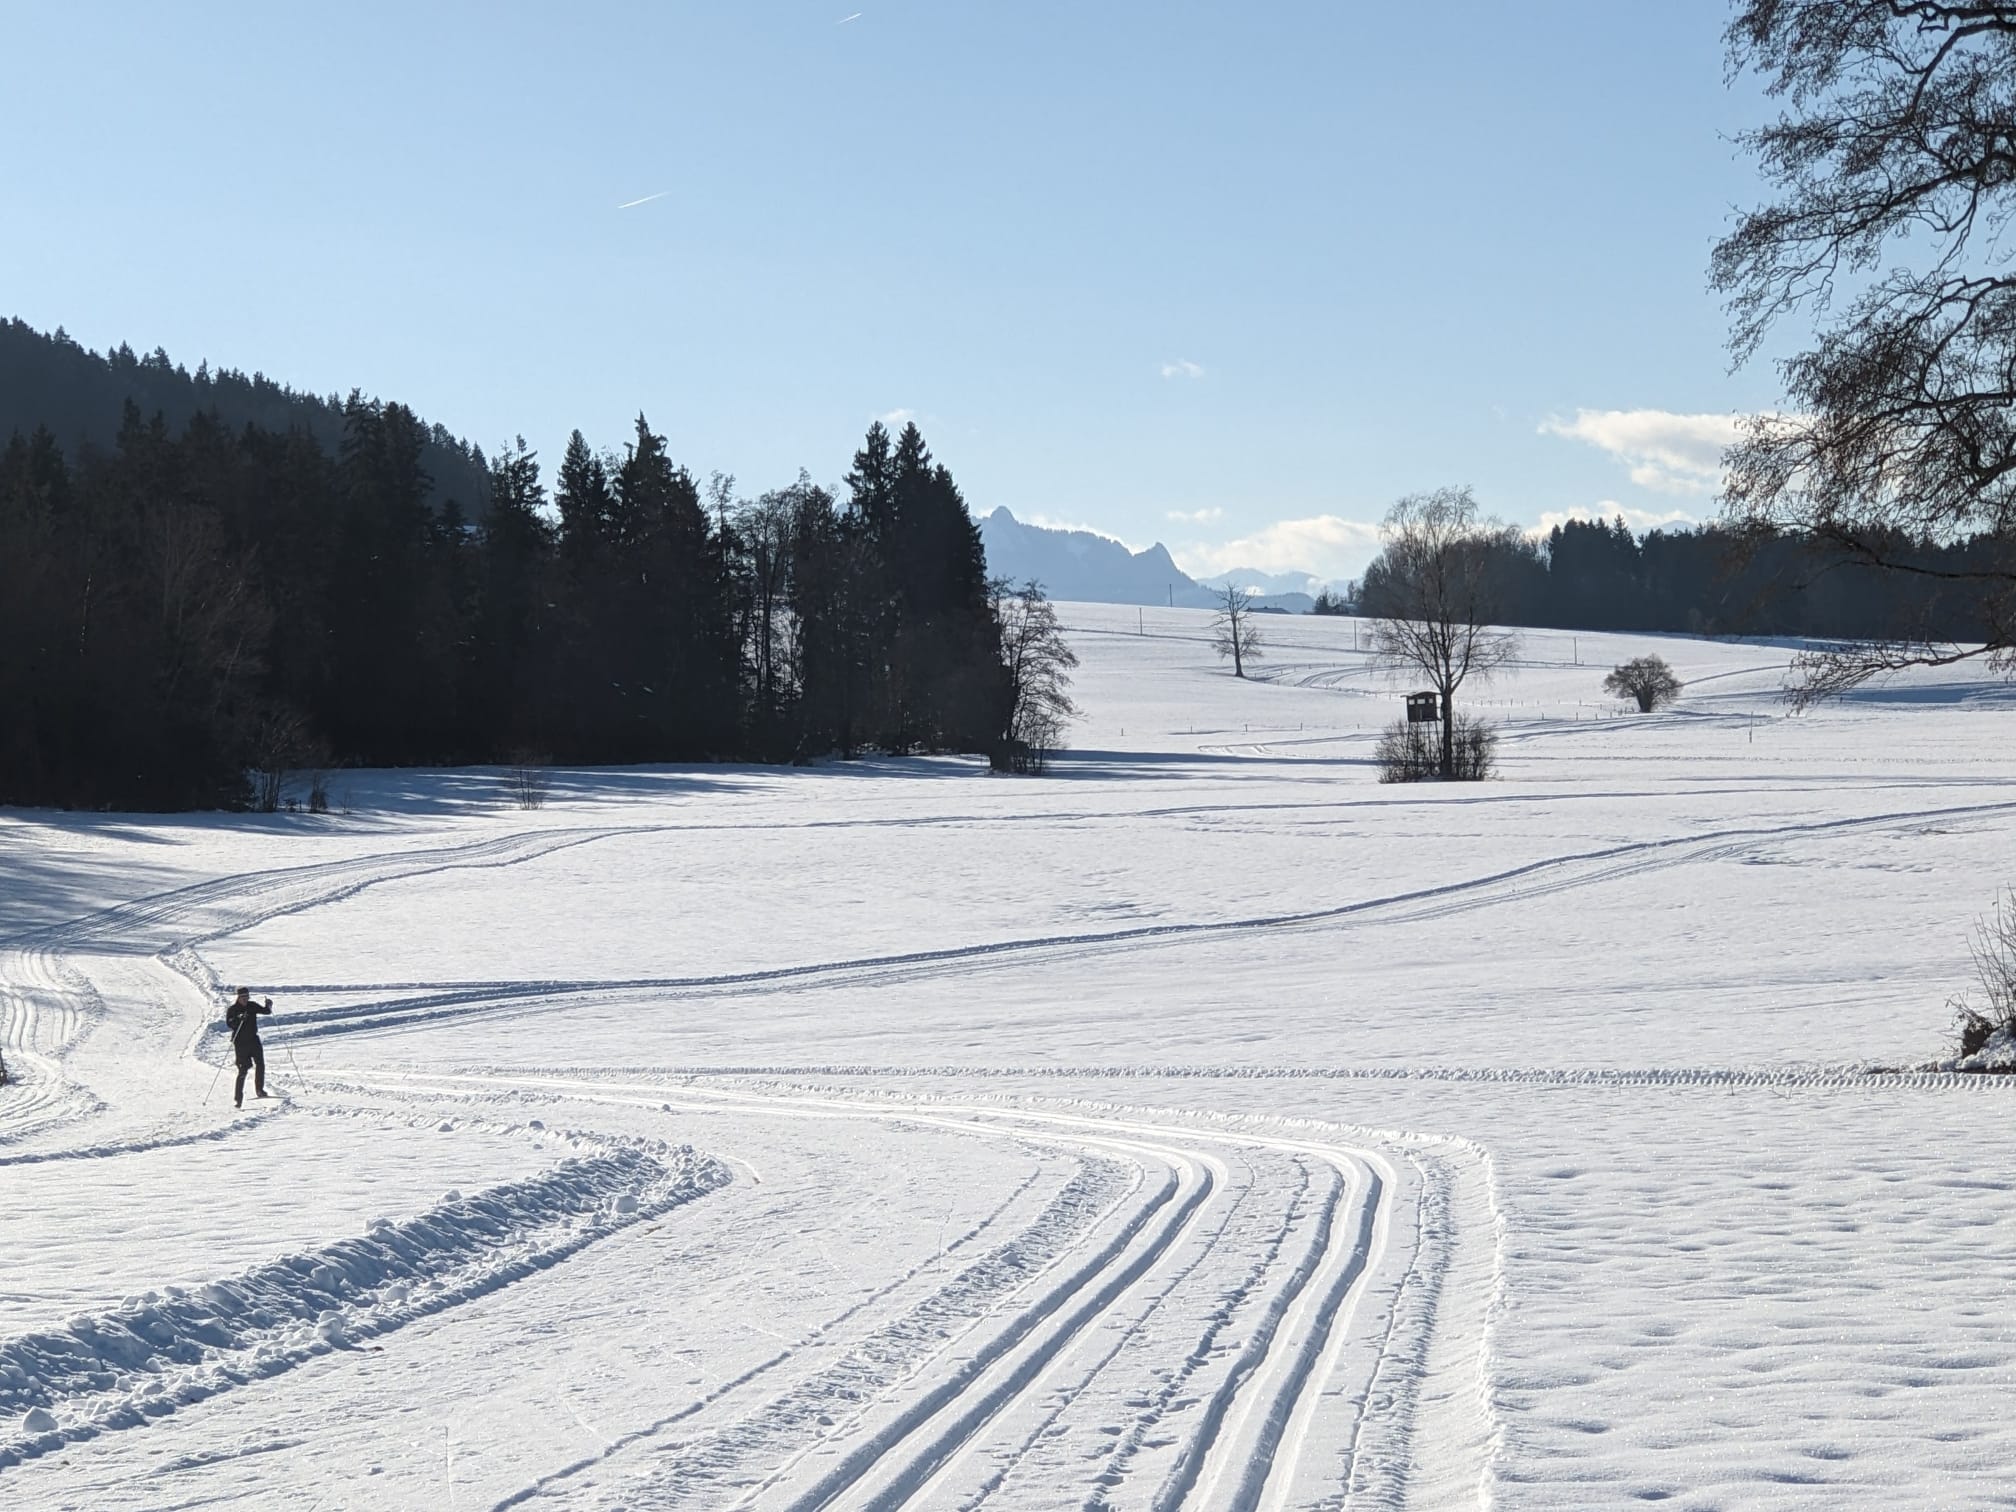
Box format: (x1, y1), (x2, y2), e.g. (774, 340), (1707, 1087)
(945, 1149), (1294, 1512)
(486, 1157), (1078, 1512)
(7, 825), (652, 956)
(361, 1073), (1238, 1512)
(0, 1046), (104, 1147)
(232, 796), (2016, 1047)
(0, 945), (108, 1145)
(1, 824), (669, 1153)
(336, 1071), (1431, 1512)
(6, 788), (1996, 1503)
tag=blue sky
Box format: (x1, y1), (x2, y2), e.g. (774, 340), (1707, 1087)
(3, 2), (1780, 583)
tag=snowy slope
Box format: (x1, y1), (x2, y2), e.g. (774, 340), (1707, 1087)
(3, 605), (2014, 1508)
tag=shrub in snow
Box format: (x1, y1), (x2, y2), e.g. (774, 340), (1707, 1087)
(1603, 655), (1683, 712)
(1374, 714), (1497, 782)
(503, 750), (551, 810)
(1949, 888), (2016, 1070)
(1375, 719), (1436, 783)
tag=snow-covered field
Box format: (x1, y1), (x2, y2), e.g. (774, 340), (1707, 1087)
(4, 603), (2014, 1510)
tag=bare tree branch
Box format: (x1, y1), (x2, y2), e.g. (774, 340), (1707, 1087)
(1718, 1), (2016, 700)
(1210, 583), (1265, 678)
(1360, 486), (1520, 778)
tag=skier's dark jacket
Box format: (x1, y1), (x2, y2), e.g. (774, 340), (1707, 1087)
(226, 1000), (269, 1056)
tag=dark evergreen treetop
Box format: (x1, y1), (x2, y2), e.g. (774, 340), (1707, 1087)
(0, 316), (488, 513)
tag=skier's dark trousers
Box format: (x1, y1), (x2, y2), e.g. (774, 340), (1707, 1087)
(226, 987), (272, 1108)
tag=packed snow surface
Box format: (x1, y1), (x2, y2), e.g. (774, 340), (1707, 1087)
(3, 606), (2014, 1509)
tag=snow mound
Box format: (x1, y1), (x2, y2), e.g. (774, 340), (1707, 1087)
(1956, 1025), (2016, 1074)
(0, 1142), (730, 1466)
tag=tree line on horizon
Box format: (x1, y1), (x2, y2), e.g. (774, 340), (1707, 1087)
(0, 383), (1034, 809)
(4, 301), (2010, 814)
(1320, 512), (2009, 647)
(0, 317), (490, 509)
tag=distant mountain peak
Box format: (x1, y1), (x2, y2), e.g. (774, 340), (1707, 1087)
(976, 508), (1318, 610)
(977, 507), (1208, 607)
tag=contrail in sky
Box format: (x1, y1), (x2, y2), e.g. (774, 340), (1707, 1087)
(618, 190), (669, 210)
(838, 12), (861, 23)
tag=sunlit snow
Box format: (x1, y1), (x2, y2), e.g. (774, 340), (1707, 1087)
(4, 605), (2013, 1509)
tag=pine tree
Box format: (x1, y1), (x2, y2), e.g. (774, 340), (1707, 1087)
(467, 438), (555, 751)
(554, 429), (614, 560)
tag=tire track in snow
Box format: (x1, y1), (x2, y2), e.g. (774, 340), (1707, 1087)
(501, 1060), (2016, 1095)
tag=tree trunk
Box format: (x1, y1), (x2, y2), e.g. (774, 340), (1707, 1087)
(1439, 688), (1454, 778)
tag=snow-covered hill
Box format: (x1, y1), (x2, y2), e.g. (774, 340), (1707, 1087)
(4, 607), (2014, 1508)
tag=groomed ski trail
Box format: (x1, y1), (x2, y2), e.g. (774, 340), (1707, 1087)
(325, 1069), (1497, 1512)
(205, 795), (2016, 1047)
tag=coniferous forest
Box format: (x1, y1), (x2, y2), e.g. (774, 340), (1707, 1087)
(5, 319), (2010, 811)
(1398, 514), (2014, 647)
(0, 323), (1007, 810)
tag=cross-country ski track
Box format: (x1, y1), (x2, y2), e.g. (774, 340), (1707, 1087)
(5, 610), (2016, 1507)
(1, 806), (1495, 1509)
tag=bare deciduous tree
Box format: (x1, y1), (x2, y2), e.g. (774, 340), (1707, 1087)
(1951, 886), (2016, 1059)
(503, 748), (552, 810)
(1210, 583), (1264, 678)
(246, 706), (318, 813)
(1360, 486), (1520, 778)
(1715, 2), (2016, 703)
(1604, 655), (1683, 713)
(734, 483), (800, 721)
(992, 579), (1079, 774)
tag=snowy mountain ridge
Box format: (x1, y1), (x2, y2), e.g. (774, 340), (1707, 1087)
(976, 507), (1331, 611)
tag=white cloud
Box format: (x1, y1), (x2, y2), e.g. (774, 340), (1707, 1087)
(1159, 359), (1205, 380)
(1172, 515), (1386, 582)
(874, 407), (917, 427)
(1165, 507), (1223, 524)
(1531, 500), (1700, 538)
(1538, 409), (1743, 496)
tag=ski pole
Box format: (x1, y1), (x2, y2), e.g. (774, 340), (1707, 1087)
(202, 1058), (225, 1108)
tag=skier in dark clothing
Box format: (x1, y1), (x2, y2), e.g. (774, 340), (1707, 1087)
(226, 986), (273, 1108)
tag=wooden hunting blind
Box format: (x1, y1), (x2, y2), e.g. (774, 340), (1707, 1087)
(1406, 692), (1441, 724)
